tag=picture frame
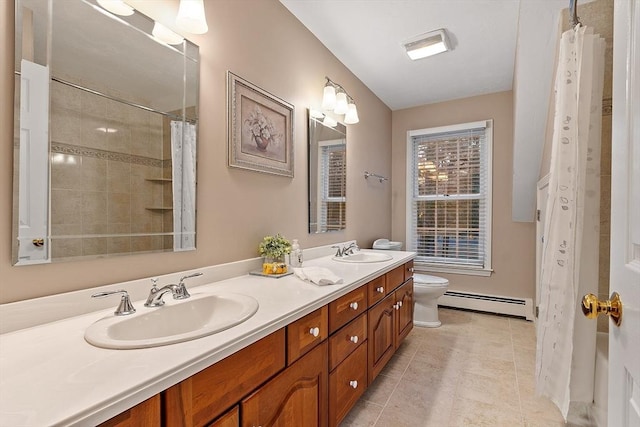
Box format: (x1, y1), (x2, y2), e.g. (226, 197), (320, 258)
(227, 71), (294, 177)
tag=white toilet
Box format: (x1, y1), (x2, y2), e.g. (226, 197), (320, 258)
(413, 274), (449, 327)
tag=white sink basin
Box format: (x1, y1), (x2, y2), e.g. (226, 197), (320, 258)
(332, 252), (393, 263)
(85, 292), (259, 349)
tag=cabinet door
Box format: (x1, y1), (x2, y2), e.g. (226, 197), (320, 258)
(208, 406), (239, 427)
(242, 341), (328, 427)
(394, 278), (414, 346)
(98, 395), (160, 427)
(329, 343), (367, 427)
(367, 294), (395, 384)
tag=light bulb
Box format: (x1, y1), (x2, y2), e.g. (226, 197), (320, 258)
(152, 22), (184, 45)
(176, 0), (208, 34)
(334, 92), (348, 115)
(96, 0), (134, 16)
(322, 115), (338, 128)
(344, 103), (359, 124)
(321, 85), (336, 110)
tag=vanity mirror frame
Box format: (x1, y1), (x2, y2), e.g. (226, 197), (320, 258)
(12, 0), (200, 265)
(307, 109), (347, 234)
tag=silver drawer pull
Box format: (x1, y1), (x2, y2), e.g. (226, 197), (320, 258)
(397, 301), (403, 308)
(349, 302), (359, 310)
(349, 380), (358, 389)
(309, 327), (320, 337)
(408, 267), (415, 272)
(393, 303), (399, 310)
(376, 286), (384, 293)
(350, 335), (359, 344)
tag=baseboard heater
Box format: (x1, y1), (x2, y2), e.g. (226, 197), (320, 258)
(439, 291), (534, 321)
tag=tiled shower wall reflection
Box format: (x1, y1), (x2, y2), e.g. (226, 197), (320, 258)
(49, 81), (173, 260)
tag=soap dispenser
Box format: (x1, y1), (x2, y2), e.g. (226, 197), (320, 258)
(290, 239), (303, 267)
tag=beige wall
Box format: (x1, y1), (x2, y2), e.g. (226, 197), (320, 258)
(0, 0), (392, 303)
(391, 91), (537, 300)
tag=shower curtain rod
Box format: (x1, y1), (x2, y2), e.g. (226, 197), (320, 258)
(14, 70), (197, 124)
(569, 0), (581, 27)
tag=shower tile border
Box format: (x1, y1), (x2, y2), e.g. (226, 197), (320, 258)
(51, 141), (164, 168)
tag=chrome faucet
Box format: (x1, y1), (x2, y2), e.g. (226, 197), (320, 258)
(332, 242), (359, 257)
(144, 272), (203, 307)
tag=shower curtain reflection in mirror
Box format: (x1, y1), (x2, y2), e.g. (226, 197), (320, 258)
(171, 121), (196, 250)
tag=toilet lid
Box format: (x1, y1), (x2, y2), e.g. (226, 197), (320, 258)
(413, 273), (449, 285)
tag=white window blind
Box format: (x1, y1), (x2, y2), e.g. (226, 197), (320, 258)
(407, 120), (492, 271)
(321, 144), (346, 230)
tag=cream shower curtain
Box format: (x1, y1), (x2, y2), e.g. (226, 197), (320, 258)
(536, 25), (605, 420)
(171, 120), (197, 251)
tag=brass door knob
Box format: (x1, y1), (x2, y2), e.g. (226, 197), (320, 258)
(32, 238), (44, 247)
(581, 292), (622, 327)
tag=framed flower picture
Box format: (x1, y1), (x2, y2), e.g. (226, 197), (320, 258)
(227, 71), (294, 177)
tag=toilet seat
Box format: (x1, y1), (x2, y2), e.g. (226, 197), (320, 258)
(413, 274), (449, 286)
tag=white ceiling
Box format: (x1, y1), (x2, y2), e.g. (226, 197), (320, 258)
(280, 0), (572, 221)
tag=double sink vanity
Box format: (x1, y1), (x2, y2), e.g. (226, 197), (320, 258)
(0, 247), (415, 426)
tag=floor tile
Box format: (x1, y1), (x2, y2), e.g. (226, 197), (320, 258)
(341, 308), (578, 427)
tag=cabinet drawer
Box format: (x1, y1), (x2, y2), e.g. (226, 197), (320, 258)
(367, 275), (387, 307)
(287, 306), (328, 364)
(329, 313), (367, 371)
(404, 260), (414, 282)
(386, 265), (405, 292)
(329, 286), (368, 334)
(162, 329), (286, 427)
(329, 343), (368, 427)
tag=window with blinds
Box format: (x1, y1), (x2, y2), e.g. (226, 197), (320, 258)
(321, 143), (346, 231)
(407, 120), (492, 272)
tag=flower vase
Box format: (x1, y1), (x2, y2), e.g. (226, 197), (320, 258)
(254, 135), (271, 151)
(262, 255), (287, 275)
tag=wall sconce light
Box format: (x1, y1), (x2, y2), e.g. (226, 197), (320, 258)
(176, 0), (209, 34)
(321, 77), (359, 124)
(404, 29), (450, 60)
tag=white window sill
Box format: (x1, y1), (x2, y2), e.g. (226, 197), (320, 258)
(414, 263), (493, 277)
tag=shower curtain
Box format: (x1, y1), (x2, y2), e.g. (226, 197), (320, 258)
(171, 120), (197, 251)
(536, 25), (604, 420)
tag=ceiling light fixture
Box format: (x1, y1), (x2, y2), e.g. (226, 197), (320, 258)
(321, 77), (359, 124)
(404, 29), (450, 61)
(96, 0), (134, 16)
(176, 0), (209, 34)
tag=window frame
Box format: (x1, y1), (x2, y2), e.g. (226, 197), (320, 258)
(317, 139), (346, 231)
(405, 120), (493, 276)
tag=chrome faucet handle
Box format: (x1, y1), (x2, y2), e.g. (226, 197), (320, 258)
(331, 245), (344, 257)
(91, 290), (136, 316)
(150, 278), (159, 291)
(175, 272), (203, 299)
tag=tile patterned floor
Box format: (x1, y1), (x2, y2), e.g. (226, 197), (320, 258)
(340, 308), (569, 427)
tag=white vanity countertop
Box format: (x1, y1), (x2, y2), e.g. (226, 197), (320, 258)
(0, 250), (414, 427)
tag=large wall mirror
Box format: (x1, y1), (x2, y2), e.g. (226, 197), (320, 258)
(12, 0), (199, 265)
(308, 110), (346, 233)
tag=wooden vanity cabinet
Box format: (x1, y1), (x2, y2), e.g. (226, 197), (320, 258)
(208, 406), (239, 427)
(162, 330), (286, 427)
(241, 341), (328, 427)
(102, 259), (414, 427)
(367, 262), (414, 384)
(98, 395), (160, 427)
